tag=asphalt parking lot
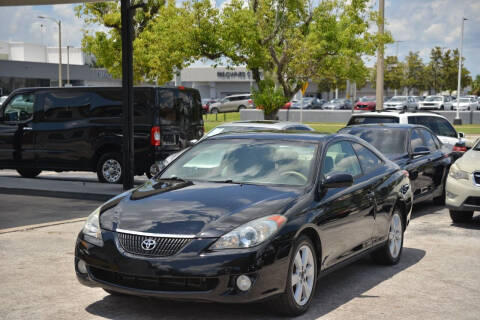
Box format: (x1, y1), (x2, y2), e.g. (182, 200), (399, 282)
(0, 194), (479, 320)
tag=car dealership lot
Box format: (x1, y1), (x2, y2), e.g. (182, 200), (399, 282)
(0, 195), (479, 320)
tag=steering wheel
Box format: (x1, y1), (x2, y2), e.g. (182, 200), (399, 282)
(280, 171), (308, 183)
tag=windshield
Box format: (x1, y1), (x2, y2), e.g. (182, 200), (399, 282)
(389, 97), (407, 102)
(160, 139), (318, 186)
(329, 99), (342, 103)
(459, 98), (470, 103)
(348, 116), (399, 125)
(425, 96), (442, 102)
(340, 128), (408, 155)
(204, 125), (271, 138)
(359, 97), (375, 102)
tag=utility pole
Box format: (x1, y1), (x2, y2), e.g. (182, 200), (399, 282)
(454, 17), (467, 125)
(375, 0), (385, 110)
(66, 45), (71, 86)
(38, 16), (62, 87)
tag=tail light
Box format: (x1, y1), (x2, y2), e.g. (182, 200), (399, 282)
(453, 145), (467, 152)
(150, 126), (161, 146)
(402, 170), (409, 178)
(248, 99), (253, 104)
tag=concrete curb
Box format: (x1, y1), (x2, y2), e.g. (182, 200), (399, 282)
(0, 217), (86, 235)
(0, 187), (114, 202)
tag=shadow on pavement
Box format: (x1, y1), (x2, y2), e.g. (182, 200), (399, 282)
(85, 247), (426, 320)
(410, 202), (444, 219)
(450, 214), (480, 230)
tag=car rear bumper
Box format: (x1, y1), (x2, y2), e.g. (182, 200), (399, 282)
(446, 176), (480, 211)
(75, 231), (291, 303)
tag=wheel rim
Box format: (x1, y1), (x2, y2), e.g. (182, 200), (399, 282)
(291, 245), (315, 306)
(388, 213), (403, 259)
(102, 159), (122, 183)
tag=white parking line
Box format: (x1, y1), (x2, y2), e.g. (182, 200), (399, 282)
(0, 217), (86, 235)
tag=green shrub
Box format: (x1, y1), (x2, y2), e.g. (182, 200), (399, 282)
(252, 79), (288, 119)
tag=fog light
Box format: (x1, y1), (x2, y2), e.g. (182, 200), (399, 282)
(446, 191), (457, 199)
(77, 259), (88, 274)
(236, 275), (252, 292)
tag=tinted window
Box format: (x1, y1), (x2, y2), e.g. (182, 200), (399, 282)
(290, 126), (311, 131)
(177, 90), (202, 123)
(353, 143), (383, 174)
(43, 91), (90, 121)
(419, 129), (438, 151)
(339, 127), (408, 155)
(410, 129), (424, 151)
(348, 116), (399, 125)
(3, 93), (35, 122)
(408, 116), (457, 138)
(157, 89), (177, 123)
(323, 141), (362, 177)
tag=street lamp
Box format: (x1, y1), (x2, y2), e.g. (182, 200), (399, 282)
(454, 17), (467, 125)
(66, 45), (72, 86)
(38, 15), (62, 87)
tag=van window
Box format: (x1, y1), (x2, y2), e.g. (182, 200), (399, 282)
(408, 116), (457, 138)
(347, 116), (399, 125)
(43, 92), (90, 121)
(177, 90), (202, 123)
(90, 91), (122, 118)
(158, 89), (177, 123)
(3, 93), (35, 122)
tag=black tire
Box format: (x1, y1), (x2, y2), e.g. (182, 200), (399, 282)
(433, 182), (446, 206)
(449, 210), (473, 223)
(371, 208), (404, 265)
(269, 235), (318, 317)
(237, 105), (246, 112)
(16, 168), (42, 178)
(96, 152), (123, 184)
(440, 105), (444, 110)
(210, 108), (219, 114)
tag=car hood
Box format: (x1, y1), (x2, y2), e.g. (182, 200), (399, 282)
(385, 101), (404, 105)
(455, 149), (480, 173)
(100, 179), (301, 238)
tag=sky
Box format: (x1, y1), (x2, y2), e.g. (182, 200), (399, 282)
(0, 0), (479, 77)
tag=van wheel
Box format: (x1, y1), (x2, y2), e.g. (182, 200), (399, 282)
(238, 105), (246, 112)
(97, 152), (123, 184)
(210, 108), (219, 114)
(17, 168), (42, 178)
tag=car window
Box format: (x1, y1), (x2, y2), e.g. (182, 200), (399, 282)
(352, 143), (383, 174)
(347, 116), (399, 125)
(42, 91), (90, 122)
(3, 93), (35, 122)
(289, 126), (311, 131)
(408, 116), (457, 138)
(339, 127), (408, 156)
(322, 141), (362, 177)
(419, 129), (438, 151)
(410, 129), (424, 151)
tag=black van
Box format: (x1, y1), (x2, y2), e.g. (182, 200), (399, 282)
(0, 86), (204, 183)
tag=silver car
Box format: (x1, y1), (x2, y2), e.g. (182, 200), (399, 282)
(384, 96), (417, 111)
(209, 94), (254, 113)
(453, 97), (479, 111)
(418, 95), (453, 110)
(322, 98), (352, 110)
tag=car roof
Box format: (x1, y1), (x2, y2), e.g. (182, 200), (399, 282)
(350, 111), (448, 119)
(341, 123), (422, 130)
(225, 93), (251, 98)
(217, 121), (313, 130)
(208, 131), (336, 142)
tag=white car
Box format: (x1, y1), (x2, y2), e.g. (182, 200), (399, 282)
(384, 96), (417, 111)
(453, 97), (479, 111)
(347, 111), (466, 154)
(0, 95), (8, 106)
(418, 95), (453, 110)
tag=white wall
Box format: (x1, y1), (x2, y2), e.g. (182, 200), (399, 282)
(0, 41), (84, 65)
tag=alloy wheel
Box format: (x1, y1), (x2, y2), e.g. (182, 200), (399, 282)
(291, 245), (315, 306)
(388, 213), (403, 259)
(102, 159), (122, 183)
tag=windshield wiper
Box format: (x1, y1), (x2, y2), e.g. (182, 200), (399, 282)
(209, 179), (241, 184)
(158, 176), (189, 183)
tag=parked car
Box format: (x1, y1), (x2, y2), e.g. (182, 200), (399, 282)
(0, 86), (204, 183)
(0, 95), (7, 106)
(322, 98), (352, 110)
(453, 97), (479, 111)
(418, 95), (453, 110)
(446, 138), (480, 222)
(347, 112), (466, 158)
(289, 98), (326, 110)
(75, 131), (412, 316)
(201, 98), (218, 114)
(209, 94), (253, 113)
(354, 96), (376, 112)
(384, 96), (417, 111)
(339, 124), (451, 205)
(160, 120), (314, 167)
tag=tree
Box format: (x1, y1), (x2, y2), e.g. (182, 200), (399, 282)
(403, 51), (425, 94)
(371, 56), (403, 92)
(471, 75), (480, 96)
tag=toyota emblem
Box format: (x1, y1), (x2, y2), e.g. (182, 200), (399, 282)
(141, 238), (157, 251)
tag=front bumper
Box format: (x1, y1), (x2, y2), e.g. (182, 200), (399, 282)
(445, 175), (480, 211)
(75, 230), (291, 303)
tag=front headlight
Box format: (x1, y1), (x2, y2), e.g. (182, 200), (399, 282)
(449, 164), (470, 180)
(210, 215), (287, 250)
(82, 207), (103, 246)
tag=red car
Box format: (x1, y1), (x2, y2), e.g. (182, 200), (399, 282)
(354, 96), (376, 111)
(201, 99), (218, 114)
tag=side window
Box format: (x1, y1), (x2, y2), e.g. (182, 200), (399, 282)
(43, 91), (90, 122)
(3, 93), (35, 122)
(322, 141), (362, 177)
(410, 129), (424, 151)
(290, 126), (311, 131)
(157, 89), (177, 123)
(419, 129), (438, 151)
(409, 116), (457, 138)
(90, 90), (122, 118)
(352, 143), (383, 174)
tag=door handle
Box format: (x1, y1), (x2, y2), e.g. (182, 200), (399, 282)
(22, 127), (33, 131)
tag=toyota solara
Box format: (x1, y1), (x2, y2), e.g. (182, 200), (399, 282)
(75, 132), (413, 316)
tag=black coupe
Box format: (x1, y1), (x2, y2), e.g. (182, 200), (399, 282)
(75, 132), (413, 316)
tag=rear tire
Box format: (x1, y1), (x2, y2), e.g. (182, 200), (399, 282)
(371, 208), (404, 265)
(269, 235), (317, 317)
(237, 105), (246, 112)
(449, 210), (473, 223)
(210, 108), (219, 114)
(96, 152), (123, 184)
(16, 168), (42, 178)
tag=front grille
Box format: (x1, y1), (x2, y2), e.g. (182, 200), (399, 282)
(90, 267), (218, 292)
(465, 197), (480, 206)
(117, 232), (192, 257)
(474, 172), (480, 185)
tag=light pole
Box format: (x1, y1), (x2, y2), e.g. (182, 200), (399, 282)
(375, 0), (385, 111)
(454, 17), (467, 125)
(38, 15), (62, 87)
(66, 45), (72, 86)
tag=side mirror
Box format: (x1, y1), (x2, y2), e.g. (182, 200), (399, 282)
(189, 139), (198, 145)
(412, 146), (430, 157)
(322, 173), (354, 189)
(458, 132), (465, 139)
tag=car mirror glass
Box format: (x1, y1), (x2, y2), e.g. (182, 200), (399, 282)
(322, 173), (354, 189)
(458, 132), (465, 138)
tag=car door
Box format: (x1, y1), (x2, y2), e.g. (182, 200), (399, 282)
(0, 92), (36, 168)
(315, 140), (375, 269)
(406, 128), (431, 201)
(219, 97), (231, 112)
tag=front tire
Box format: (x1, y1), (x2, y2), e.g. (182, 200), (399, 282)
(269, 235), (317, 316)
(16, 168), (42, 178)
(372, 209), (404, 265)
(449, 210), (473, 223)
(210, 108), (219, 114)
(97, 152), (123, 184)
